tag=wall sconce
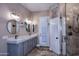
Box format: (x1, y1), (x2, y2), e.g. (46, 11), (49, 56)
(8, 12), (20, 21)
(67, 17), (70, 21)
(25, 18), (32, 24)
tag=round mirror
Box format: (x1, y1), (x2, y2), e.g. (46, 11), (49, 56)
(24, 22), (30, 32)
(6, 20), (19, 34)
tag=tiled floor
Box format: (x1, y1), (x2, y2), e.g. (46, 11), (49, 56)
(27, 47), (57, 56)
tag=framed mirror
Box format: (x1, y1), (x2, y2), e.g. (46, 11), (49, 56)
(72, 14), (79, 33)
(6, 20), (18, 34)
(24, 22), (30, 32)
(32, 24), (34, 32)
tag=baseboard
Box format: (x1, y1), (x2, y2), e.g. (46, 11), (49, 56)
(0, 53), (8, 56)
(37, 44), (49, 47)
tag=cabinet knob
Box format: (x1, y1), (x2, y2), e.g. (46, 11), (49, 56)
(56, 37), (58, 39)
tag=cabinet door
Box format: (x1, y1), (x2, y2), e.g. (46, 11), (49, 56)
(30, 39), (32, 50)
(27, 40), (30, 52)
(7, 43), (18, 56)
(18, 43), (24, 56)
(7, 43), (24, 56)
(23, 41), (28, 55)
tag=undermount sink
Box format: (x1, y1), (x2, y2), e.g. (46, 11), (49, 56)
(6, 34), (38, 44)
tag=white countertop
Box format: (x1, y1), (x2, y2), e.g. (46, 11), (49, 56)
(5, 34), (38, 44)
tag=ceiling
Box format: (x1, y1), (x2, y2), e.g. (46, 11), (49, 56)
(21, 3), (56, 12)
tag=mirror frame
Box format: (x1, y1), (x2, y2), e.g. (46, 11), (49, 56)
(72, 14), (79, 33)
(24, 22), (30, 32)
(6, 20), (17, 34)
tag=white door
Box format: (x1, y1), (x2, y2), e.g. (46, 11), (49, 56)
(38, 16), (49, 46)
(49, 17), (61, 54)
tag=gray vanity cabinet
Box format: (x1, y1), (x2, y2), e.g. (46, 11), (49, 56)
(7, 36), (38, 56)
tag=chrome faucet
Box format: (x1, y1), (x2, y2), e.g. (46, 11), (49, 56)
(15, 35), (18, 39)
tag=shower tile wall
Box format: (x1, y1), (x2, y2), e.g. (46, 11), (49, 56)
(66, 3), (79, 55)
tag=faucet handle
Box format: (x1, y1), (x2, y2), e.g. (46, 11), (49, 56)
(15, 35), (18, 39)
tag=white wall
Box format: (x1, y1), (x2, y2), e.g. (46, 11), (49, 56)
(0, 3), (31, 55)
(32, 11), (49, 24)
